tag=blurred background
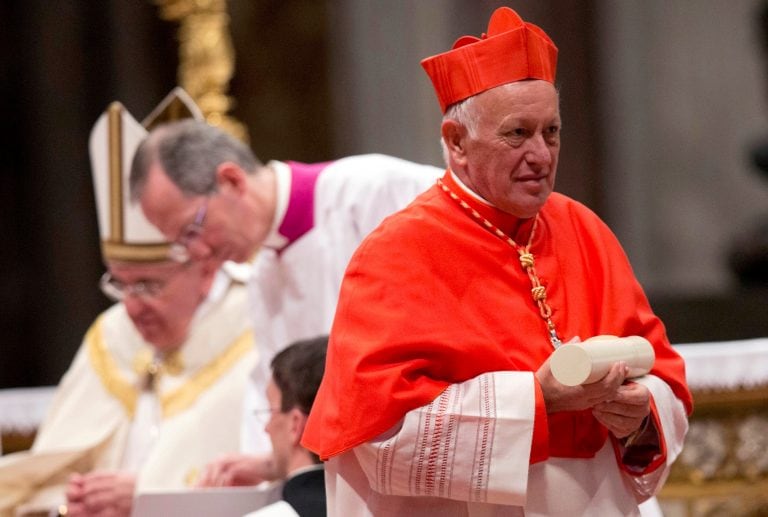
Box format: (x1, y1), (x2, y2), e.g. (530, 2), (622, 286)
(2, 0), (768, 389)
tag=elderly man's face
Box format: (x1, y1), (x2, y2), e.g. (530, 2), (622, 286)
(139, 163), (252, 263)
(107, 260), (212, 350)
(454, 80), (560, 218)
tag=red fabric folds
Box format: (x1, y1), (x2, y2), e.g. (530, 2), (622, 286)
(303, 171), (692, 461)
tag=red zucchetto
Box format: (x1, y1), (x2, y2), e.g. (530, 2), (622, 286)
(421, 7), (558, 113)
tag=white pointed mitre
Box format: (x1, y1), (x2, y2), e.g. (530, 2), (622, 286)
(142, 86), (203, 130)
(89, 88), (202, 262)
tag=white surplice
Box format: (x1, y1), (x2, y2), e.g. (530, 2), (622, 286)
(240, 154), (442, 454)
(325, 373), (688, 516)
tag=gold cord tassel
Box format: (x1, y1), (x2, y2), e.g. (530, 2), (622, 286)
(438, 178), (562, 347)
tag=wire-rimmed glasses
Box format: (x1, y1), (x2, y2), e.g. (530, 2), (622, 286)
(99, 272), (166, 302)
(168, 198), (208, 263)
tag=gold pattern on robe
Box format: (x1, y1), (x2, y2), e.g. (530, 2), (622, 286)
(86, 317), (138, 417)
(86, 315), (253, 419)
(184, 467), (199, 487)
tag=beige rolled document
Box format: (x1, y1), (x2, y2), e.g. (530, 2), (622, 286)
(549, 335), (655, 386)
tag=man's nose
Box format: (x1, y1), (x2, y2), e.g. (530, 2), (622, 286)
(525, 134), (553, 166)
(123, 293), (148, 316)
(187, 239), (213, 261)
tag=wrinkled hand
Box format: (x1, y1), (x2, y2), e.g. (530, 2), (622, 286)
(536, 355), (652, 440)
(195, 453), (276, 487)
(592, 381), (650, 439)
(65, 471), (135, 517)
(536, 360), (628, 414)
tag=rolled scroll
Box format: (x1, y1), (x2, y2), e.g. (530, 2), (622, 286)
(549, 335), (655, 386)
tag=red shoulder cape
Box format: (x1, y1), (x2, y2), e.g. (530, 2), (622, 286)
(303, 172), (692, 460)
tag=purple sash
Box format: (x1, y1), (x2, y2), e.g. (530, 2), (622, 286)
(277, 160), (333, 250)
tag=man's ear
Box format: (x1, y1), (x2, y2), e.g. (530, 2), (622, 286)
(441, 119), (468, 166)
(216, 162), (248, 195)
(289, 408), (308, 446)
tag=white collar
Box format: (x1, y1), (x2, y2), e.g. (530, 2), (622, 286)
(262, 160), (291, 250)
(192, 260), (250, 322)
(449, 170), (495, 207)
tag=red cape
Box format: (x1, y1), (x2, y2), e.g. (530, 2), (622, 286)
(303, 171), (692, 461)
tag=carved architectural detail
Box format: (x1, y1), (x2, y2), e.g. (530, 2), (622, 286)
(153, 0), (248, 141)
(660, 386), (768, 516)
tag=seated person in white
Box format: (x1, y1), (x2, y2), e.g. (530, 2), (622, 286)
(0, 91), (257, 517)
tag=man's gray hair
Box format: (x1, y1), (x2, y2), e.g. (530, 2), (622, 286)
(129, 119), (260, 200)
(444, 96), (479, 137)
(440, 96), (479, 166)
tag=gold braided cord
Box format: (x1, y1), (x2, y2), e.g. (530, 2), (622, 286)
(437, 178), (561, 346)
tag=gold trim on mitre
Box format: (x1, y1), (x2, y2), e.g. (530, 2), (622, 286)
(101, 241), (172, 262)
(90, 103), (165, 264)
(90, 88), (203, 264)
(107, 103), (123, 241)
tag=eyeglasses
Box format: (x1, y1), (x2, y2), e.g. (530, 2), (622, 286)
(99, 272), (167, 302)
(99, 263), (188, 302)
(253, 407), (284, 424)
(168, 198), (208, 263)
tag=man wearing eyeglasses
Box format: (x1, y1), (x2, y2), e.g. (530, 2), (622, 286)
(0, 92), (258, 517)
(128, 119), (443, 463)
(231, 335), (328, 517)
